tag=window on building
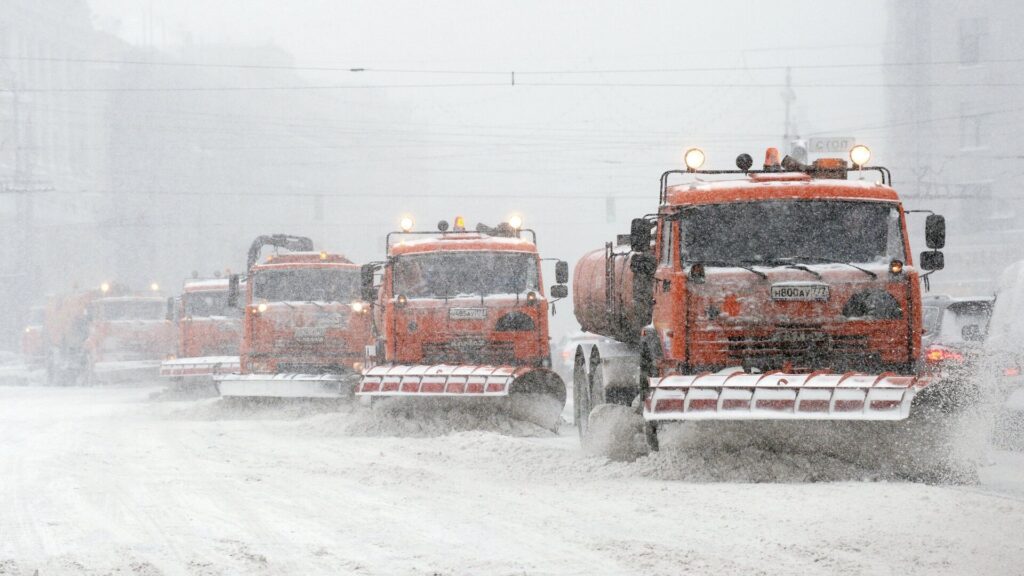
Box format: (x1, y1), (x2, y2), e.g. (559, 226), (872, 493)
(960, 104), (986, 149)
(959, 18), (987, 65)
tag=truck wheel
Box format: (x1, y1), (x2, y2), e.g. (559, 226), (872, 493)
(644, 422), (659, 451)
(640, 348), (659, 452)
(573, 348), (591, 439)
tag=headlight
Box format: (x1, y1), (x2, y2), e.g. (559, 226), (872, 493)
(351, 302), (365, 313)
(256, 303), (268, 313)
(842, 290), (902, 319)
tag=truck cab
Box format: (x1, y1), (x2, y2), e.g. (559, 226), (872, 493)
(240, 251), (371, 376)
(85, 295), (176, 383)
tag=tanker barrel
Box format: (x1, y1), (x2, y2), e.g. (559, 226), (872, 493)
(573, 246), (652, 344)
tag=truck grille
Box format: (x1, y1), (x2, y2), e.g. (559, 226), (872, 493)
(422, 340), (516, 365)
(725, 327), (875, 372)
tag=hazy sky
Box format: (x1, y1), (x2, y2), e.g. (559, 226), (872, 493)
(82, 1), (894, 335)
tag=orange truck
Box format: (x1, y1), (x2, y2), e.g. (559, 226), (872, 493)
(84, 292), (176, 384)
(356, 216), (570, 430)
(21, 305), (46, 367)
(571, 145), (948, 449)
(214, 235), (372, 398)
(159, 278), (243, 382)
(44, 283), (131, 385)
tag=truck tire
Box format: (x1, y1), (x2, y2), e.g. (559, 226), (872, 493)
(578, 348), (647, 460)
(640, 347), (659, 451)
(573, 347), (592, 439)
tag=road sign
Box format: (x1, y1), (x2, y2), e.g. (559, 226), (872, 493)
(808, 137), (855, 155)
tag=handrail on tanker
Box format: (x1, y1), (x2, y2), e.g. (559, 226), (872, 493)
(246, 234), (314, 271)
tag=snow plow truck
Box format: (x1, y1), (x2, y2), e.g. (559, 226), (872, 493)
(159, 277), (242, 383)
(572, 146), (950, 450)
(84, 289), (176, 384)
(356, 216), (570, 431)
(214, 235), (372, 399)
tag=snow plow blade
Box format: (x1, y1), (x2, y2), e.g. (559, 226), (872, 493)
(644, 368), (928, 422)
(357, 364), (567, 431)
(160, 356), (240, 379)
(357, 364), (528, 397)
(215, 372), (356, 399)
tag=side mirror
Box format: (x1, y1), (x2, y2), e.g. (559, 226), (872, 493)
(227, 274), (240, 308)
(919, 251), (944, 271)
(165, 297), (175, 322)
(925, 214), (946, 249)
(555, 260), (569, 284)
(550, 285), (568, 299)
(630, 218), (651, 253)
(962, 324), (984, 342)
(360, 264), (377, 302)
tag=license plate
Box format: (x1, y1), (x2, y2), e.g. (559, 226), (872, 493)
(770, 284), (830, 301)
(295, 327), (326, 341)
(449, 307), (487, 320)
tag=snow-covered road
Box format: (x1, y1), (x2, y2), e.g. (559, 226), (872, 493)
(2, 385), (1024, 575)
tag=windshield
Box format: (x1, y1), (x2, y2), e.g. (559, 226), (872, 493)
(184, 290), (235, 317)
(94, 300), (165, 321)
(679, 200), (905, 265)
(251, 268), (359, 303)
(394, 251), (539, 299)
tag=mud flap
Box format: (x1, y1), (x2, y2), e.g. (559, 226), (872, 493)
(215, 372), (356, 399)
(645, 368), (927, 422)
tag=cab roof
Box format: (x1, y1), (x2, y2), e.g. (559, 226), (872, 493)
(95, 296), (165, 304)
(183, 278), (229, 292)
(664, 174), (900, 207)
(389, 233), (539, 257)
(251, 251), (356, 270)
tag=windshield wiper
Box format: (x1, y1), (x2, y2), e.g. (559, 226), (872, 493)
(698, 260), (768, 280)
(784, 264), (822, 280)
(760, 256), (877, 279)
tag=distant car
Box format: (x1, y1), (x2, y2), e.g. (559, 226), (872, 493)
(986, 262), (1024, 446)
(988, 262), (1024, 393)
(921, 295), (993, 380)
(919, 295), (992, 412)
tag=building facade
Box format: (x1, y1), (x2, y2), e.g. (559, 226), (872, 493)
(887, 0), (1024, 295)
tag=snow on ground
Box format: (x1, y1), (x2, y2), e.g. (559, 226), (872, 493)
(2, 385), (1024, 575)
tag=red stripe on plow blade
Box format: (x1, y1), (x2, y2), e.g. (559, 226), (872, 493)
(756, 399), (795, 411)
(797, 400), (830, 413)
(361, 381), (380, 393)
(687, 398), (718, 411)
(655, 398), (684, 413)
(834, 400), (865, 411)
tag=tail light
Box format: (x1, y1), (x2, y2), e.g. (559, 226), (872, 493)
(925, 345), (963, 364)
(1004, 367), (1020, 377)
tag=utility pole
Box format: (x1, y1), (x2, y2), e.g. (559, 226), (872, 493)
(781, 66), (796, 146)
